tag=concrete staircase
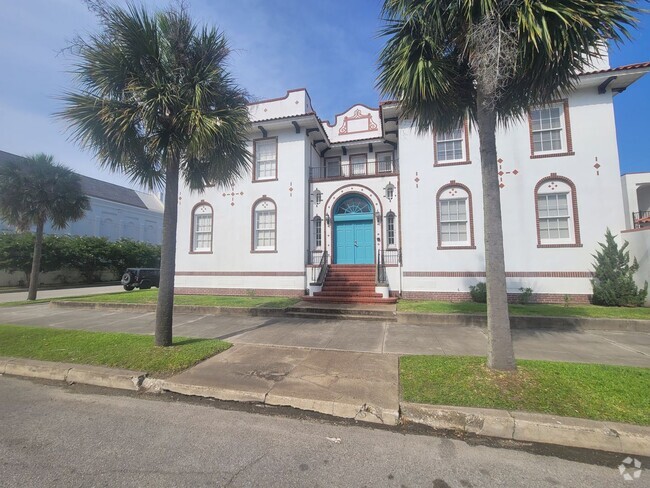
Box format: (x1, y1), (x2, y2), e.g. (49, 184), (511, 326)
(304, 264), (397, 304)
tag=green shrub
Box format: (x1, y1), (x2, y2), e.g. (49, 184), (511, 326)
(591, 229), (648, 307)
(518, 287), (533, 305)
(469, 282), (487, 303)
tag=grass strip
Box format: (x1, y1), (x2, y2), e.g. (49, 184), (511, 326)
(64, 289), (301, 309)
(400, 355), (650, 425)
(0, 324), (230, 376)
(397, 300), (650, 320)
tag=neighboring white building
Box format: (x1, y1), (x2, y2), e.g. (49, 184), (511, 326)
(0, 150), (163, 244)
(174, 59), (650, 304)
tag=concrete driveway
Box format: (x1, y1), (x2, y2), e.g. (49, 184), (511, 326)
(0, 285), (125, 303)
(1, 303), (648, 367)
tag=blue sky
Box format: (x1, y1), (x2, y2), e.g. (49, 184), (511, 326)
(0, 0), (648, 190)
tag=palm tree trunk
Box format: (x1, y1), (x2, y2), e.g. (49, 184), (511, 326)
(27, 221), (45, 301)
(155, 157), (180, 347)
(476, 89), (516, 371)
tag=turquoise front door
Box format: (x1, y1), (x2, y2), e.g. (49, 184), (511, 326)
(333, 195), (375, 264)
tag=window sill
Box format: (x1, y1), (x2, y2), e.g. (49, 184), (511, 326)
(250, 249), (278, 253)
(437, 245), (476, 250)
(252, 178), (279, 183)
(189, 250), (213, 254)
(537, 243), (583, 248)
(530, 151), (575, 159)
(434, 159), (472, 167)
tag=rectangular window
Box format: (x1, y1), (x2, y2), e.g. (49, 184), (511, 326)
(315, 219), (322, 248)
(376, 152), (394, 173)
(538, 193), (570, 239)
(436, 128), (464, 162)
(440, 198), (468, 243)
(326, 157), (340, 178)
(350, 154), (367, 176)
(387, 214), (395, 246)
(255, 210), (276, 249)
(193, 214), (212, 251)
(255, 139), (277, 180)
(531, 105), (563, 153)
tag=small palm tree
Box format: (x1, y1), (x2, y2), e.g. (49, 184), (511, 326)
(0, 154), (89, 300)
(59, 3), (251, 346)
(378, 0), (638, 370)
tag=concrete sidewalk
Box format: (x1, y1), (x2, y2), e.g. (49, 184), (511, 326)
(1, 304), (649, 367)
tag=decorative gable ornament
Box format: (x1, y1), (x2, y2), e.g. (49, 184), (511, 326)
(338, 109), (378, 135)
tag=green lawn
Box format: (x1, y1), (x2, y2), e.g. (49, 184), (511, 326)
(397, 300), (650, 320)
(63, 290), (301, 308)
(0, 325), (230, 376)
(400, 355), (650, 425)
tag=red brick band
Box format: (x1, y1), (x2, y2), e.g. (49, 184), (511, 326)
(404, 271), (593, 278)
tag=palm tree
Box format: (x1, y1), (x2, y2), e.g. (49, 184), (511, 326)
(0, 154), (89, 300)
(377, 0), (638, 370)
(59, 3), (250, 346)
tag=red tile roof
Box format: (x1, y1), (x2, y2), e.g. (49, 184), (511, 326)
(583, 61), (650, 75)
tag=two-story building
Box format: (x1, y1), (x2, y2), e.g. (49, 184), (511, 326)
(174, 57), (650, 304)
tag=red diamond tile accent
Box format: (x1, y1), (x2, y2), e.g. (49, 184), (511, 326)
(512, 169), (519, 175)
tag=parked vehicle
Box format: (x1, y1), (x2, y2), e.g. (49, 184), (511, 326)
(121, 268), (160, 291)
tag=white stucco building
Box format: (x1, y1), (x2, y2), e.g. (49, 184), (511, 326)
(0, 150), (163, 244)
(174, 58), (650, 304)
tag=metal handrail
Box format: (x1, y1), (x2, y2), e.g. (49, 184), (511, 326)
(310, 250), (329, 285)
(309, 159), (398, 181)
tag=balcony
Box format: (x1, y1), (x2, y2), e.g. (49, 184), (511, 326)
(632, 211), (650, 229)
(309, 159), (398, 181)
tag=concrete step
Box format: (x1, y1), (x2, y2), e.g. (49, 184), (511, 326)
(285, 310), (394, 322)
(285, 305), (396, 319)
(303, 296), (398, 304)
(321, 286), (378, 293)
(314, 291), (384, 298)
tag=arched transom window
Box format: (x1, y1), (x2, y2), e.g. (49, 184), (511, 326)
(335, 196), (372, 214)
(191, 203), (213, 252)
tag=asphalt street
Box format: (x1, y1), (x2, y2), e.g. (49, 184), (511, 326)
(1, 303), (648, 366)
(1, 377), (645, 487)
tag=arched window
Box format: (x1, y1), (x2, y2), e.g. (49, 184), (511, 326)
(534, 175), (581, 247)
(252, 198), (277, 252)
(436, 182), (475, 249)
(191, 202), (213, 252)
(313, 216), (322, 249)
(386, 211), (396, 247)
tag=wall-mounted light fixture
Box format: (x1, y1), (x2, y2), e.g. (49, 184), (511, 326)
(375, 211), (381, 224)
(384, 182), (395, 202)
(312, 188), (322, 206)
(325, 213), (331, 226)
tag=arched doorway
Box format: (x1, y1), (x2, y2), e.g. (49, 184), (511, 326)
(333, 194), (374, 264)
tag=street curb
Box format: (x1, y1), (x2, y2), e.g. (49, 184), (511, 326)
(49, 301), (650, 331)
(397, 312), (650, 331)
(0, 357), (146, 391)
(49, 301), (286, 317)
(158, 380), (399, 426)
(400, 402), (650, 456)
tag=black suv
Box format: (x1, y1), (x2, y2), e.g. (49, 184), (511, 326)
(121, 268), (160, 291)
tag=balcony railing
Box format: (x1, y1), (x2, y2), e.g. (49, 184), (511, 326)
(633, 211), (650, 229)
(309, 159), (398, 181)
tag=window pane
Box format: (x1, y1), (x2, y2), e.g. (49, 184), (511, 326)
(255, 209), (276, 249)
(531, 105), (564, 153)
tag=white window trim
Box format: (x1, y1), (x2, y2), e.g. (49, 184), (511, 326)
(313, 216), (322, 249)
(537, 190), (573, 245)
(253, 203), (276, 251)
(435, 125), (466, 164)
(254, 138), (277, 181)
(530, 103), (568, 156)
(438, 197), (470, 247)
(386, 212), (396, 247)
